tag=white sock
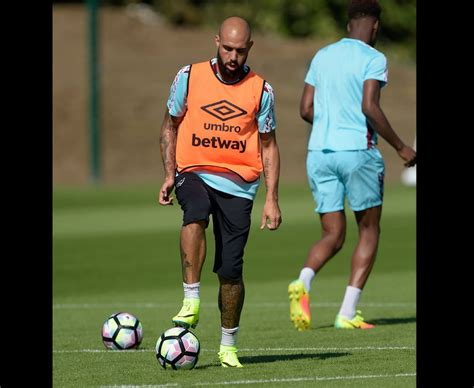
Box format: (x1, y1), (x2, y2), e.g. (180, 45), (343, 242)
(220, 326), (239, 347)
(298, 267), (315, 292)
(183, 282), (200, 299)
(338, 285), (362, 319)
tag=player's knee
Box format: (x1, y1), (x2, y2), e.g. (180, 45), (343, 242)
(216, 262), (243, 281)
(218, 274), (243, 284)
(182, 219), (208, 229)
(359, 222), (380, 237)
(324, 229), (346, 253)
(182, 202), (211, 226)
(333, 233), (345, 253)
(327, 236), (345, 257)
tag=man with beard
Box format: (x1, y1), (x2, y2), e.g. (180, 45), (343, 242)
(158, 16), (281, 368)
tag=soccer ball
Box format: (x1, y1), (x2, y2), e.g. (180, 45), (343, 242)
(101, 312), (143, 350)
(155, 327), (200, 370)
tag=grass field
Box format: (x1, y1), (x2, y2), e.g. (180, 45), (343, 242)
(53, 183), (416, 387)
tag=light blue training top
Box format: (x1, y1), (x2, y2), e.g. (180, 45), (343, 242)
(304, 38), (388, 151)
(167, 58), (276, 200)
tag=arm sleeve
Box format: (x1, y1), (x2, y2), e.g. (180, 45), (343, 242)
(166, 65), (190, 117)
(304, 54), (318, 86)
(365, 54), (388, 88)
(257, 81), (277, 133)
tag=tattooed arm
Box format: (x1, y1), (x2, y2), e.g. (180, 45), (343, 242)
(158, 110), (183, 206)
(259, 131), (282, 230)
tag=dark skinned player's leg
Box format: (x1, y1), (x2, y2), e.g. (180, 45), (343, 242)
(303, 210), (347, 272)
(334, 205), (381, 329)
(289, 210), (347, 330)
(349, 205), (382, 289)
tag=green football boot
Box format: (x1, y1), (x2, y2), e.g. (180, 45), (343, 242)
(218, 345), (243, 368)
(172, 298), (200, 329)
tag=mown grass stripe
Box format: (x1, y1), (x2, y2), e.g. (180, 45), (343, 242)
(54, 346), (415, 353)
(99, 372), (416, 387)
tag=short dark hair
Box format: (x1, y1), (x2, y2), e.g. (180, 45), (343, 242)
(348, 0), (382, 20)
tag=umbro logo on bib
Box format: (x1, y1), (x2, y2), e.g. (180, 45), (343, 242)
(201, 100), (247, 121)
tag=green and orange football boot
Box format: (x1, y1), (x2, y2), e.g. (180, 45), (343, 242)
(334, 310), (375, 329)
(288, 279), (311, 331)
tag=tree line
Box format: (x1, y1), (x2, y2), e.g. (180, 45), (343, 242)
(56, 0), (416, 60)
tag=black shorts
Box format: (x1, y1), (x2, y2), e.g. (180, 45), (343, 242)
(174, 172), (253, 281)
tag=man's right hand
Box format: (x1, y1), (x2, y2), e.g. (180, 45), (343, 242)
(398, 145), (417, 168)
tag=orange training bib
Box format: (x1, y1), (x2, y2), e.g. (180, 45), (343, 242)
(176, 61), (265, 183)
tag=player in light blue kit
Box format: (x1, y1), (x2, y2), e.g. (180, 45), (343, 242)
(288, 0), (416, 331)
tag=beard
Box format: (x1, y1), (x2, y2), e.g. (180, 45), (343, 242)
(216, 51), (245, 81)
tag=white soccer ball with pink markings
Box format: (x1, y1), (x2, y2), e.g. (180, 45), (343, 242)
(101, 312), (143, 350)
(155, 327), (200, 370)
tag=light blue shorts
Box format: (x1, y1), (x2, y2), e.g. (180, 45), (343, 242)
(306, 148), (385, 213)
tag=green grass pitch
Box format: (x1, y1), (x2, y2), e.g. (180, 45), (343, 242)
(53, 183), (416, 387)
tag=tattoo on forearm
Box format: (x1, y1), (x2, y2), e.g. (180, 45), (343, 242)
(160, 118), (177, 174)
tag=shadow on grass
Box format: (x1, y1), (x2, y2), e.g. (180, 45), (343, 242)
(195, 351), (350, 369)
(316, 316), (416, 329)
(369, 316), (416, 325)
